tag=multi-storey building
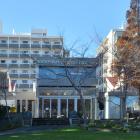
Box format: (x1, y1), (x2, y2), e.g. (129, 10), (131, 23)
(0, 27), (98, 119)
(0, 28), (68, 116)
(97, 29), (123, 119)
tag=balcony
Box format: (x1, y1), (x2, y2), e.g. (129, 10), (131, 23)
(30, 54), (40, 58)
(20, 44), (30, 49)
(9, 54), (19, 58)
(0, 54), (8, 57)
(19, 74), (30, 78)
(19, 84), (30, 88)
(20, 54), (30, 58)
(31, 44), (41, 49)
(31, 64), (36, 68)
(52, 45), (63, 49)
(20, 64), (30, 68)
(0, 44), (8, 48)
(42, 44), (51, 49)
(30, 74), (36, 78)
(9, 44), (19, 49)
(0, 64), (7, 68)
(9, 74), (19, 78)
(9, 64), (19, 68)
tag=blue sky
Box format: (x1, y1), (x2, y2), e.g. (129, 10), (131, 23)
(0, 0), (130, 56)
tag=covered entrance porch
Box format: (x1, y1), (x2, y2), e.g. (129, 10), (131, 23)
(35, 96), (97, 119)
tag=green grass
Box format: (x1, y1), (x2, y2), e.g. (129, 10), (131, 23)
(0, 128), (140, 140)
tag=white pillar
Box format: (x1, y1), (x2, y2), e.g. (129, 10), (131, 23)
(20, 100), (22, 112)
(105, 93), (110, 119)
(42, 98), (44, 118)
(94, 98), (98, 120)
(32, 101), (34, 117)
(57, 98), (61, 117)
(35, 98), (39, 118)
(50, 99), (52, 118)
(74, 98), (78, 112)
(25, 100), (28, 111)
(66, 99), (69, 118)
(90, 98), (93, 119)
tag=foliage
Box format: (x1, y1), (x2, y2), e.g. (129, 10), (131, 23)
(10, 107), (16, 113)
(0, 105), (10, 118)
(113, 0), (140, 85)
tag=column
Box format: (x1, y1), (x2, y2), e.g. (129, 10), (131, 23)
(42, 98), (44, 118)
(105, 93), (110, 119)
(34, 98), (39, 118)
(57, 98), (61, 117)
(20, 100), (22, 112)
(66, 99), (69, 118)
(25, 100), (28, 111)
(90, 98), (93, 119)
(94, 98), (98, 120)
(32, 101), (34, 117)
(50, 99), (52, 118)
(74, 98), (78, 112)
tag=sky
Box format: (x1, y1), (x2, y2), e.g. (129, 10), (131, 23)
(0, 0), (130, 57)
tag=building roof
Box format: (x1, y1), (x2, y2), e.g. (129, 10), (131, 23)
(106, 77), (118, 88)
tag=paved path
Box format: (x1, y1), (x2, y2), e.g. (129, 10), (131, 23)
(0, 125), (67, 136)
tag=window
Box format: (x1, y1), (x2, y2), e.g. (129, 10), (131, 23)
(33, 51), (39, 54)
(11, 40), (18, 43)
(11, 70), (17, 73)
(44, 41), (50, 44)
(54, 42), (60, 44)
(104, 69), (107, 73)
(43, 33), (46, 36)
(1, 40), (7, 43)
(22, 70), (28, 74)
(45, 51), (49, 54)
(1, 60), (6, 63)
(11, 60), (17, 63)
(103, 59), (107, 63)
(21, 51), (28, 54)
(22, 60), (28, 63)
(11, 50), (18, 54)
(33, 41), (39, 44)
(22, 41), (28, 44)
(22, 80), (28, 84)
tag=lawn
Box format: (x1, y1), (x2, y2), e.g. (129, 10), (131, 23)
(0, 128), (140, 140)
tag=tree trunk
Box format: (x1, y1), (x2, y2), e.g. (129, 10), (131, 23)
(78, 91), (87, 126)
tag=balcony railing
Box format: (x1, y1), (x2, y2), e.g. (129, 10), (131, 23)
(0, 54), (8, 57)
(42, 44), (51, 49)
(30, 74), (36, 78)
(31, 54), (40, 57)
(52, 45), (63, 49)
(9, 54), (19, 58)
(0, 44), (8, 48)
(31, 44), (41, 48)
(20, 64), (30, 68)
(20, 44), (30, 48)
(9, 74), (19, 78)
(9, 44), (19, 48)
(20, 54), (30, 58)
(19, 74), (30, 78)
(19, 84), (30, 88)
(31, 64), (36, 68)
(0, 64), (7, 68)
(9, 64), (19, 68)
